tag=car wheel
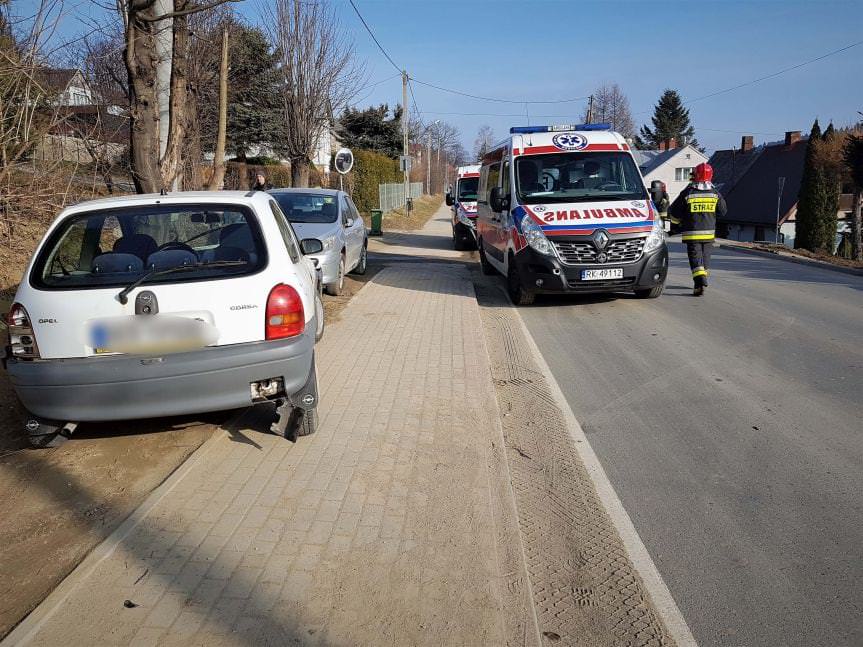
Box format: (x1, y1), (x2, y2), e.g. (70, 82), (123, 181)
(296, 407), (318, 436)
(478, 238), (496, 275)
(324, 255), (345, 296)
(351, 244), (367, 275)
(453, 226), (465, 251)
(635, 284), (664, 299)
(314, 291), (325, 341)
(507, 255), (535, 306)
(26, 415), (68, 448)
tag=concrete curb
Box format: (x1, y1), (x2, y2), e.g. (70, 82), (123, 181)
(714, 240), (863, 277)
(0, 413), (245, 646)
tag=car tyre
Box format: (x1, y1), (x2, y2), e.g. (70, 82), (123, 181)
(478, 238), (496, 275)
(26, 416), (68, 448)
(324, 255), (345, 296)
(314, 291), (325, 341)
(635, 284), (664, 299)
(351, 244), (368, 275)
(507, 255), (535, 306)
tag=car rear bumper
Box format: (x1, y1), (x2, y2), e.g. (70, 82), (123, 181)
(514, 244), (668, 294)
(5, 322), (316, 422)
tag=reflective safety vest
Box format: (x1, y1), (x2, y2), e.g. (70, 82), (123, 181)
(669, 184), (727, 242)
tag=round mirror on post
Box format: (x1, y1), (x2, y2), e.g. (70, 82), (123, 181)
(334, 148), (353, 191)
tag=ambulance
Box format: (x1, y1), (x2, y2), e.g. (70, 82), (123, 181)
(445, 164), (481, 250)
(476, 124), (668, 305)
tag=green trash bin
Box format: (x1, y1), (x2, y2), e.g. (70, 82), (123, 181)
(370, 209), (383, 236)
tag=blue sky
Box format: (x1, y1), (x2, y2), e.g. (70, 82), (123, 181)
(22, 0), (863, 154)
(302, 0), (863, 154)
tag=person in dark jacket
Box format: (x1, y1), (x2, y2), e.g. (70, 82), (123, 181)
(250, 172), (272, 191)
(669, 162), (727, 296)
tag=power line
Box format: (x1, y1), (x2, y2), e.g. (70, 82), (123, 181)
(347, 0), (402, 74)
(410, 77), (590, 105)
(683, 39), (863, 106)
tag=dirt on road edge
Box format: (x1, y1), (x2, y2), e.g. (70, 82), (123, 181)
(473, 269), (679, 647)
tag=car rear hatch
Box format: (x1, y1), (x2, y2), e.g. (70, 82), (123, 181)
(24, 202), (272, 359)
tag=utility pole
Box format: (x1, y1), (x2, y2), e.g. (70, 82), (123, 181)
(426, 129), (431, 195)
(154, 0), (173, 163)
(776, 176), (786, 244)
(206, 27), (229, 190)
(402, 70), (409, 210)
(587, 95), (594, 124)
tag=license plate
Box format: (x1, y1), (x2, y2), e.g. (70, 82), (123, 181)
(581, 268), (624, 281)
(87, 315), (218, 355)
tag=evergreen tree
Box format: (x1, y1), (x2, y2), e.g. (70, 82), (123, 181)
(223, 25), (283, 161)
(795, 119), (828, 251)
(842, 133), (863, 260)
(819, 123), (840, 251)
(336, 104), (403, 158)
(635, 89), (698, 150)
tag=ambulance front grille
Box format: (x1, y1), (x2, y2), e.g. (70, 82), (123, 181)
(553, 238), (645, 265)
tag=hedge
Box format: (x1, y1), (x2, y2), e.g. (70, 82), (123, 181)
(348, 148), (401, 216)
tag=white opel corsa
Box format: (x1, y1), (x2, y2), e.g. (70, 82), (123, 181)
(2, 191), (326, 447)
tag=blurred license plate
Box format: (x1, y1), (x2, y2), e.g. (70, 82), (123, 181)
(581, 268), (623, 281)
(88, 316), (218, 355)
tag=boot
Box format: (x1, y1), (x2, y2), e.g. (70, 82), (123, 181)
(693, 286), (705, 297)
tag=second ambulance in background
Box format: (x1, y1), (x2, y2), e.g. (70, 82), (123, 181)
(445, 164), (480, 250)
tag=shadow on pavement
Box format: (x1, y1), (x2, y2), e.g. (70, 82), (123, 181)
(2, 409), (333, 646)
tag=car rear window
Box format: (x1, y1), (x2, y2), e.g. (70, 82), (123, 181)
(271, 192), (339, 223)
(32, 203), (267, 289)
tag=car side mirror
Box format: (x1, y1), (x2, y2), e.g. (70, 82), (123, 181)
(489, 186), (509, 212)
(301, 238), (323, 255)
(345, 217), (354, 227)
(445, 193), (454, 206)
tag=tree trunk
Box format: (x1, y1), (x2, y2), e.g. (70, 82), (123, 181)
(851, 189), (863, 261)
(291, 157), (311, 188)
(159, 5), (189, 190)
(125, 10), (161, 194)
(205, 27), (229, 191)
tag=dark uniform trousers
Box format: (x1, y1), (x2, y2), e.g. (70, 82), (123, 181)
(686, 242), (712, 288)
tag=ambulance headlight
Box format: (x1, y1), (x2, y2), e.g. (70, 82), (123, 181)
(457, 210), (474, 227)
(643, 218), (666, 253)
(522, 217), (553, 255)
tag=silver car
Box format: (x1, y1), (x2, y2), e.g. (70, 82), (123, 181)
(270, 189), (368, 295)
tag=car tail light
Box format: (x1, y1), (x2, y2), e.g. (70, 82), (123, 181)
(7, 303), (40, 359)
(265, 284), (305, 339)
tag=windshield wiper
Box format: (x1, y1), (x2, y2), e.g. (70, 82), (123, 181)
(117, 260), (247, 305)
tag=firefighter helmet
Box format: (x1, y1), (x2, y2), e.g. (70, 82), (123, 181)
(694, 163), (714, 183)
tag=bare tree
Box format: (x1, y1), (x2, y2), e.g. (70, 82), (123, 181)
(121, 0), (239, 193)
(583, 83), (635, 138)
(270, 0), (360, 187)
(473, 124), (494, 161)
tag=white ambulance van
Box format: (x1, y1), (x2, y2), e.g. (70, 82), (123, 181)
(476, 124), (667, 305)
(445, 164), (481, 250)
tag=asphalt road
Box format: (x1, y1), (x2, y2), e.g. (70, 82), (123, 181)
(516, 241), (863, 647)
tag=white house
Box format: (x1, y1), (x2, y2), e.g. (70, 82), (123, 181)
(634, 143), (708, 205)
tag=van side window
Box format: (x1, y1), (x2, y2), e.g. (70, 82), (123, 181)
(501, 160), (511, 196)
(484, 163), (500, 203)
(269, 200), (301, 263)
(478, 166), (489, 204)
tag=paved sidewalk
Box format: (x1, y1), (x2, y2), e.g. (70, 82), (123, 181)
(7, 212), (536, 645)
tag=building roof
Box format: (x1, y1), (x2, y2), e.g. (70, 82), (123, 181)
(634, 145), (706, 176)
(711, 139), (808, 226)
(35, 68), (81, 94)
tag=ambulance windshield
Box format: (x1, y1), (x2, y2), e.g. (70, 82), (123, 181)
(516, 152), (646, 204)
(457, 177), (478, 201)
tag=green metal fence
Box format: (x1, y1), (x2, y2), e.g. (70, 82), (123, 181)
(378, 182), (423, 213)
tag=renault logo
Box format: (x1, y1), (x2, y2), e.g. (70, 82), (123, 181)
(593, 229), (610, 249)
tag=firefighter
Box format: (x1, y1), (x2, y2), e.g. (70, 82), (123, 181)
(669, 162), (727, 296)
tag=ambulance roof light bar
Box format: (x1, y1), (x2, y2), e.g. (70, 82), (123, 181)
(509, 123), (612, 134)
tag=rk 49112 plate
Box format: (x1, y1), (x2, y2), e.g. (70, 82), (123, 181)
(581, 268), (624, 281)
